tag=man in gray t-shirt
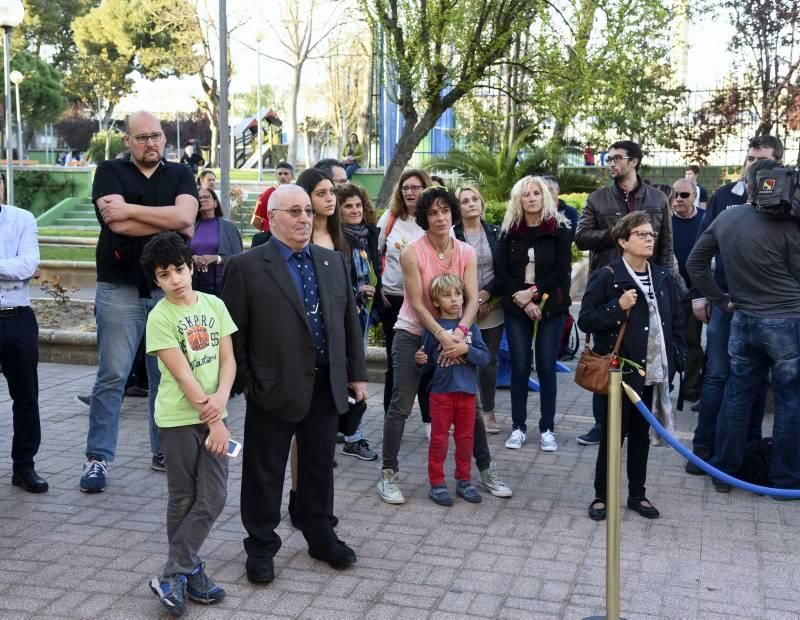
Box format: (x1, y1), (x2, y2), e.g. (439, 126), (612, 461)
(687, 192), (800, 491)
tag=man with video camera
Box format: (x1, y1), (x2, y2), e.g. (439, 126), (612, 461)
(687, 158), (800, 494)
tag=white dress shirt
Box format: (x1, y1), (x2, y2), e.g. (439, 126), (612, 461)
(0, 204), (40, 307)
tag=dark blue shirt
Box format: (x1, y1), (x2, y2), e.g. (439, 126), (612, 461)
(420, 319), (490, 394)
(672, 207), (704, 288)
(557, 199), (579, 239)
(270, 236), (312, 302)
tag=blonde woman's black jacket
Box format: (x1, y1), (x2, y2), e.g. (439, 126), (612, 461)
(578, 256), (687, 393)
(496, 217), (572, 319)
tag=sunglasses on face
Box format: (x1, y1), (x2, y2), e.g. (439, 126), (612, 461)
(674, 191), (692, 199)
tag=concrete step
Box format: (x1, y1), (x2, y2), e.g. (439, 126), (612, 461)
(61, 212), (97, 219)
(54, 219), (101, 228)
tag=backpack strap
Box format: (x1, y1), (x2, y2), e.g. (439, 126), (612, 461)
(381, 211), (397, 273)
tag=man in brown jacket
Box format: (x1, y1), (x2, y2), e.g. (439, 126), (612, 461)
(574, 139), (674, 445)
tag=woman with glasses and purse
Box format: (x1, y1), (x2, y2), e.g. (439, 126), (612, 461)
(188, 187), (243, 296)
(578, 211), (685, 521)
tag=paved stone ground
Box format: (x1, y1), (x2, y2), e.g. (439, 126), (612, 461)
(1, 362), (798, 619)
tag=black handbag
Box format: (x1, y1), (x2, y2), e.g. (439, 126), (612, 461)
(338, 394), (366, 436)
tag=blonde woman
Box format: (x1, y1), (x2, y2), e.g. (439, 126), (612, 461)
(454, 185), (503, 434)
(496, 176), (572, 451)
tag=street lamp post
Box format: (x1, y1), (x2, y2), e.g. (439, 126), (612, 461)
(255, 30), (264, 182)
(10, 69), (23, 161)
(0, 0), (24, 206)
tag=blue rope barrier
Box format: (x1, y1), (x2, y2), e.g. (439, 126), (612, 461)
(621, 382), (800, 499)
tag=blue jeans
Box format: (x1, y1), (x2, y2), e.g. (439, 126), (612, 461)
(711, 312), (800, 488)
(693, 306), (765, 451)
(345, 163), (359, 179)
(505, 312), (565, 433)
(86, 283), (162, 462)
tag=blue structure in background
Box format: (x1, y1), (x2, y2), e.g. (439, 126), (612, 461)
(377, 69), (454, 168)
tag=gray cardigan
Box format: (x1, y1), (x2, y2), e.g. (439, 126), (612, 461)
(218, 218), (244, 260)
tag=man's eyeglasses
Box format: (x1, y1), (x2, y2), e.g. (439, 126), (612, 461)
(130, 132), (164, 145)
(606, 155), (632, 165)
(630, 231), (658, 240)
(673, 191), (693, 199)
(273, 207), (313, 218)
(401, 184), (424, 193)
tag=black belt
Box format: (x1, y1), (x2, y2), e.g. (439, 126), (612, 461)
(0, 306), (26, 318)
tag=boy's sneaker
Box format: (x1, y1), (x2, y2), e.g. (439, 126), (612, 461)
(423, 422), (431, 441)
(186, 562), (226, 604)
(151, 454), (167, 472)
(456, 480), (482, 503)
(376, 469), (405, 504)
(342, 439), (377, 461)
(149, 573), (187, 617)
(79, 456), (108, 493)
(540, 430), (558, 452)
(478, 461), (513, 497)
(577, 424), (602, 446)
(505, 429), (526, 449)
(429, 484), (454, 506)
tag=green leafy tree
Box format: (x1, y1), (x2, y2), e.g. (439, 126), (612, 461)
(360, 0), (539, 210)
(17, 0), (96, 71)
(0, 51), (68, 149)
(231, 85), (278, 119)
(67, 0), (201, 127)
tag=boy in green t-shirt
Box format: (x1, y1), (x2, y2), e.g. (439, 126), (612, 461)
(141, 232), (237, 618)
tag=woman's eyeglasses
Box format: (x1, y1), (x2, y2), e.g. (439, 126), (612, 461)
(631, 231), (658, 240)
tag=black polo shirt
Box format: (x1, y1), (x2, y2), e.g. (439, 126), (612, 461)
(92, 154), (198, 286)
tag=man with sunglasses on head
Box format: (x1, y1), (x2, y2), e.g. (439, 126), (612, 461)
(78, 111), (199, 493)
(574, 139), (673, 446)
(671, 178), (704, 403)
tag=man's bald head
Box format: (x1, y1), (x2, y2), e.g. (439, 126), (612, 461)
(267, 184), (313, 250)
(123, 111), (166, 170)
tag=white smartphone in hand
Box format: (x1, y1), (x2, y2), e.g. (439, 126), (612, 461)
(206, 437), (242, 458)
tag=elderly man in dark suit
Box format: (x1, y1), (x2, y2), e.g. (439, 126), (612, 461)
(222, 184), (368, 584)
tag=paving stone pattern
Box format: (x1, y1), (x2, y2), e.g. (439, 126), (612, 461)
(0, 362), (798, 619)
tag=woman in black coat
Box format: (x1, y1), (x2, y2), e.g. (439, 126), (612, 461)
(496, 176), (573, 453)
(578, 211), (686, 521)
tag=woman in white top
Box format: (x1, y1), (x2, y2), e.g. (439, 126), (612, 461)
(376, 170), (431, 415)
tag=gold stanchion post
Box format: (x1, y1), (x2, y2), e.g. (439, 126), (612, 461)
(585, 368), (624, 620)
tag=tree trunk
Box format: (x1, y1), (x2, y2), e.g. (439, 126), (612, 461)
(287, 66), (301, 164)
(374, 109), (441, 211)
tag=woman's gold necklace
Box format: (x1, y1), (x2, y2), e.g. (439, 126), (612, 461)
(429, 235), (450, 259)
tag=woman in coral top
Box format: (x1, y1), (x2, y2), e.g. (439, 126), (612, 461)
(376, 186), (512, 505)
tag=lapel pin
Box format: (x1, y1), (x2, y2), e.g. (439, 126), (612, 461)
(324, 260), (329, 265)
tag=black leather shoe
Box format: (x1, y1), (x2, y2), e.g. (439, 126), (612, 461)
(308, 540), (356, 569)
(627, 496), (660, 519)
(11, 470), (48, 493)
(588, 499), (606, 521)
(245, 556), (275, 584)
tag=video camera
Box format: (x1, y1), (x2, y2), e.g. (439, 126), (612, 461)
(753, 166), (800, 221)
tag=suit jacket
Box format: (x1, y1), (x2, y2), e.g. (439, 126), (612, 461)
(221, 239), (368, 421)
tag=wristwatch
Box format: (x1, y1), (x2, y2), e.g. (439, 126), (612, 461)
(216, 255), (222, 265)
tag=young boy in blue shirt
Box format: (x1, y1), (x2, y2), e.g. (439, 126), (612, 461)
(415, 274), (490, 506)
(141, 232), (237, 617)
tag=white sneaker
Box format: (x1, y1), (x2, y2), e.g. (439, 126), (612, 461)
(540, 430), (558, 452)
(376, 469), (405, 504)
(478, 461), (513, 497)
(505, 429), (526, 449)
(423, 422), (431, 441)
